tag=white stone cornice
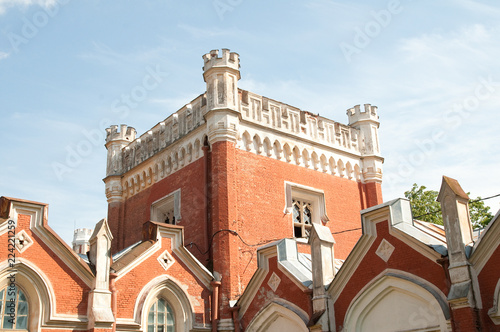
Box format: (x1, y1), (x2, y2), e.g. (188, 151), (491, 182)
(120, 128), (206, 199)
(237, 123), (365, 183)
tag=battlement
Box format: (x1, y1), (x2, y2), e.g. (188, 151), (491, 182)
(105, 124), (137, 144)
(202, 48), (240, 78)
(73, 228), (93, 241)
(346, 104), (379, 126)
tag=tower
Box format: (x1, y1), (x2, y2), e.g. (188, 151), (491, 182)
(202, 48), (240, 144)
(347, 104), (383, 205)
(202, 49), (242, 331)
(72, 228), (93, 254)
(103, 124), (136, 246)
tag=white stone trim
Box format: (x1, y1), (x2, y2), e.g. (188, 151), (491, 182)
(488, 278), (500, 324)
(14, 229), (33, 253)
(150, 189), (182, 224)
(470, 211), (500, 274)
(134, 275), (196, 332)
(284, 181), (329, 225)
(240, 91), (362, 156)
(343, 272), (451, 332)
(237, 123), (364, 183)
(236, 245), (277, 318)
(267, 272), (281, 292)
(114, 240), (161, 281)
(8, 200), (94, 288)
(157, 225), (214, 289)
(0, 258), (88, 330)
(157, 250), (175, 271)
(375, 238), (395, 262)
(119, 128), (206, 200)
(245, 301), (308, 332)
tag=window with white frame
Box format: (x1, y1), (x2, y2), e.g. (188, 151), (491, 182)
(284, 182), (329, 239)
(150, 190), (181, 225)
(0, 285), (28, 330)
(147, 298), (175, 332)
(292, 199), (313, 238)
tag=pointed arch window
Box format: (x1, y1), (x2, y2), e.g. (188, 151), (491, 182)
(147, 298), (175, 332)
(0, 286), (28, 330)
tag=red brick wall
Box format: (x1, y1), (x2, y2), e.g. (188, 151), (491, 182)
(334, 221), (448, 330)
(114, 237), (210, 325)
(233, 149), (375, 292)
(209, 140), (240, 319)
(0, 213), (90, 316)
(450, 307), (480, 332)
(477, 243), (500, 330)
(109, 141), (383, 321)
(109, 159), (208, 262)
(239, 256), (312, 330)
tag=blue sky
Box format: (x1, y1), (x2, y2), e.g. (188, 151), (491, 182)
(1, 0), (499, 244)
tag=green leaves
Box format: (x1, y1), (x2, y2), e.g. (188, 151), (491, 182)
(404, 184), (442, 225)
(404, 184), (494, 229)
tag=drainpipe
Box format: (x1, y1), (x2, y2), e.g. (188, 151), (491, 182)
(110, 272), (118, 332)
(230, 306), (240, 332)
(203, 141), (212, 263)
(211, 280), (221, 332)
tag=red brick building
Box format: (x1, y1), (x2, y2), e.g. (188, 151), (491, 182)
(1, 49), (499, 331)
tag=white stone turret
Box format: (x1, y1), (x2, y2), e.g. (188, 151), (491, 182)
(105, 124), (136, 177)
(104, 124), (136, 203)
(72, 228), (93, 254)
(347, 104), (383, 183)
(202, 49), (241, 144)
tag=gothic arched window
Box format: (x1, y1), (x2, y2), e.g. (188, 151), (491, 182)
(0, 285), (28, 330)
(147, 298), (175, 332)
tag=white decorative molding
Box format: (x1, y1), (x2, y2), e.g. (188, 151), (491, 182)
(375, 239), (395, 263)
(470, 210), (500, 274)
(284, 181), (329, 224)
(237, 124), (365, 183)
(150, 189), (181, 224)
(134, 275), (196, 332)
(343, 273), (451, 332)
(267, 272), (281, 292)
(240, 91), (361, 153)
(15, 229), (33, 253)
(9, 200), (94, 288)
(119, 130), (206, 200)
(246, 301), (309, 332)
(488, 278), (500, 324)
(157, 250), (175, 271)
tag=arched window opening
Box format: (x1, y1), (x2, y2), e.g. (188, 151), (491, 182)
(0, 286), (28, 330)
(147, 298), (175, 332)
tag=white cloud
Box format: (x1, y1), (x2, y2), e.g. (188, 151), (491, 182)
(398, 24), (500, 70)
(0, 51), (9, 60)
(0, 0), (56, 14)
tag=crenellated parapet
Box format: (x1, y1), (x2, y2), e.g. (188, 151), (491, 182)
(347, 103), (379, 126)
(239, 90), (361, 154)
(120, 96), (206, 173)
(346, 104), (380, 155)
(238, 91), (383, 183)
(202, 48), (240, 80)
(105, 124), (136, 144)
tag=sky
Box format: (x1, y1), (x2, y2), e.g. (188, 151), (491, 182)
(1, 0), (499, 245)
